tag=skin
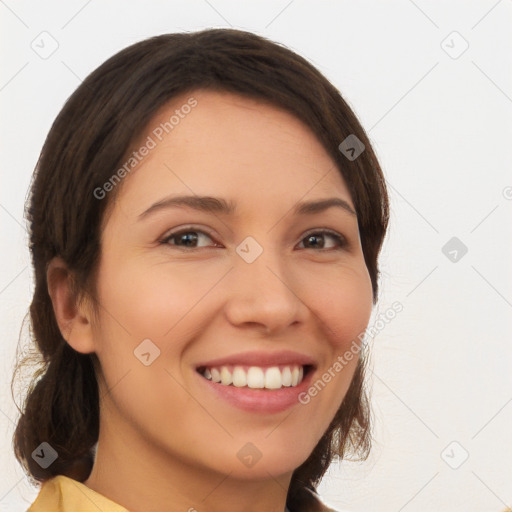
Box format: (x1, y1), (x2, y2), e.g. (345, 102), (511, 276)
(47, 89), (374, 512)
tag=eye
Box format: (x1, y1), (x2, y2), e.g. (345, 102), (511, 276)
(160, 228), (219, 249)
(297, 229), (347, 251)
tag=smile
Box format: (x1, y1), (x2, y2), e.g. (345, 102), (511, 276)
(197, 364), (311, 390)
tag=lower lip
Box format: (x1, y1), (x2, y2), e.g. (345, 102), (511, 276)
(195, 368), (315, 413)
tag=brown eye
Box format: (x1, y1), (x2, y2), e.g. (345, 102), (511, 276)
(161, 229), (218, 249)
(298, 230), (347, 250)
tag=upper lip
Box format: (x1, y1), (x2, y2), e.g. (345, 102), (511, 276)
(195, 350), (317, 369)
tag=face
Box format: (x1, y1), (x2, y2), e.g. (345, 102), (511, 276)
(88, 89), (373, 482)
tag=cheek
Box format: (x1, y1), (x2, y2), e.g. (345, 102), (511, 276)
(96, 258), (218, 341)
(306, 264), (374, 349)
(91, 260), (206, 435)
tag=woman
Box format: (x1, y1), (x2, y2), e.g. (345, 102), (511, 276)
(12, 28), (389, 512)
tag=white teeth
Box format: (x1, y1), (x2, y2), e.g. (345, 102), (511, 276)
(220, 366), (232, 385)
(264, 367), (282, 389)
(232, 366), (247, 387)
(247, 367), (265, 388)
(291, 366), (299, 386)
(210, 368), (221, 383)
(281, 367), (292, 387)
(200, 364), (306, 389)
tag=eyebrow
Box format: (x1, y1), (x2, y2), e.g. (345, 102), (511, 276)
(138, 194), (357, 219)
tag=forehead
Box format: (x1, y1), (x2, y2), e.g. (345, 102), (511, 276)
(110, 89), (353, 220)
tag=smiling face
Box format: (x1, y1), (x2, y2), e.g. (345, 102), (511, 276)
(80, 89), (373, 499)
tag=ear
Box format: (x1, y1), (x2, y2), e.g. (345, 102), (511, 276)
(46, 257), (96, 354)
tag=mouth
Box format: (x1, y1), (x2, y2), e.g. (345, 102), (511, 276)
(196, 364), (315, 390)
(193, 350), (318, 413)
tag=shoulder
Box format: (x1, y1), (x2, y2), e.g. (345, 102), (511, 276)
(27, 475), (129, 512)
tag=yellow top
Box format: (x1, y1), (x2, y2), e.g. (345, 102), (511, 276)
(27, 475), (512, 512)
(28, 475), (129, 512)
(27, 474), (337, 512)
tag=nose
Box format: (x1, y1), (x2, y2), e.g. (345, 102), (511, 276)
(223, 245), (309, 335)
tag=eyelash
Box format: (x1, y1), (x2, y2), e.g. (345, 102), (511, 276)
(159, 226), (348, 252)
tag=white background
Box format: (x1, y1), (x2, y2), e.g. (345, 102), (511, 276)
(1, 1), (511, 511)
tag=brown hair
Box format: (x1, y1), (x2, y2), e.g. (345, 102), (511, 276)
(11, 28), (389, 507)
